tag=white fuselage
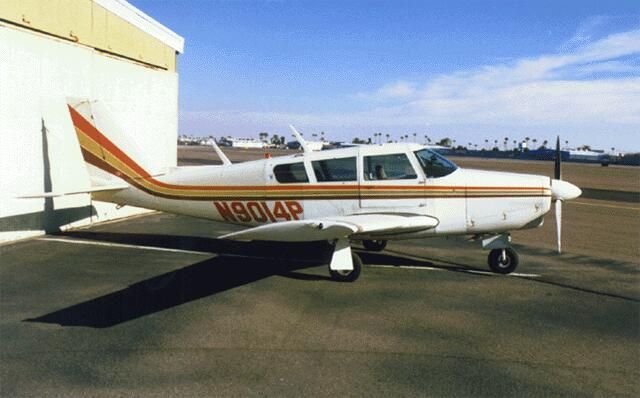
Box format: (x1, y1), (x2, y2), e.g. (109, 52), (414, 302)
(95, 144), (552, 240)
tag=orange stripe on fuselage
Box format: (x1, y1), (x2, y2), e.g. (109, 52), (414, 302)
(69, 105), (550, 199)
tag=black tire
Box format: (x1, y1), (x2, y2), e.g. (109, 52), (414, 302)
(330, 252), (362, 282)
(488, 248), (519, 274)
(362, 239), (387, 252)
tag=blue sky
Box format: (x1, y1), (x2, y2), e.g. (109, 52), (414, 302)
(131, 0), (640, 151)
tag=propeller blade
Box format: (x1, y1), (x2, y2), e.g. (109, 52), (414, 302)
(555, 199), (562, 254)
(554, 136), (562, 180)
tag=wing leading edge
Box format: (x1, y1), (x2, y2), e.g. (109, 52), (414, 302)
(219, 213), (439, 242)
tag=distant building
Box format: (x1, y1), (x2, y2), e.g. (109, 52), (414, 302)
(224, 137), (266, 149)
(305, 141), (326, 151)
(569, 148), (606, 161)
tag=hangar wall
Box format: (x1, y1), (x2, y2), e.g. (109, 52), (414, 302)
(0, 2), (183, 243)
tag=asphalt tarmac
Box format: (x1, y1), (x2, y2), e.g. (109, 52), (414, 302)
(1, 149), (638, 396)
(1, 213), (638, 396)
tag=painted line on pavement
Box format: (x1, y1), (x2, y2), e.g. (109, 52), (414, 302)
(369, 264), (540, 278)
(572, 201), (639, 211)
(464, 269), (541, 278)
(368, 264), (443, 271)
(38, 237), (212, 256)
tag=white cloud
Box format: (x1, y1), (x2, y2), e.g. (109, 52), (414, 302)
(356, 81), (417, 101)
(182, 27), (640, 150)
(576, 60), (640, 74)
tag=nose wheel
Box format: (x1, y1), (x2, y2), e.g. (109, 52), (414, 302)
(488, 248), (519, 274)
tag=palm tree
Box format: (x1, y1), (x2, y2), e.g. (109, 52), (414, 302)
(413, 133), (417, 142)
(386, 133), (390, 143)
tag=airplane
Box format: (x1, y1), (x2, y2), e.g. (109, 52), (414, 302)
(23, 99), (582, 282)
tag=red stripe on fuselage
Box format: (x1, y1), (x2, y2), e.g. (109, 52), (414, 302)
(70, 105), (549, 198)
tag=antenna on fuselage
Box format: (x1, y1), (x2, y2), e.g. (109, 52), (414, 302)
(211, 139), (231, 166)
(289, 125), (311, 153)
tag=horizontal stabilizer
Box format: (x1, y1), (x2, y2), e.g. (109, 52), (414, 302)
(17, 183), (127, 199)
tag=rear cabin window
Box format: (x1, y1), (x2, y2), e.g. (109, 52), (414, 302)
(364, 153), (417, 180)
(312, 157), (357, 182)
(273, 162), (309, 183)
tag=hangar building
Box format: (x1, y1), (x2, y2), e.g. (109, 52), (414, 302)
(0, 0), (184, 242)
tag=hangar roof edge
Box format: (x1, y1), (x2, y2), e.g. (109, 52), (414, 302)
(95, 0), (184, 53)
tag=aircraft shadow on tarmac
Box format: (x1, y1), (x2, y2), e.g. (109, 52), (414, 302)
(25, 232), (638, 328)
(25, 254), (320, 328)
(25, 231), (483, 329)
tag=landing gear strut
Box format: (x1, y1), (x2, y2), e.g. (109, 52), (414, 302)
(328, 238), (362, 282)
(330, 252), (362, 282)
(362, 239), (387, 252)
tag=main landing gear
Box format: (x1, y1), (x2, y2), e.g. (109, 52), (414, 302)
(328, 238), (362, 282)
(329, 252), (362, 282)
(362, 239), (387, 252)
(482, 234), (519, 274)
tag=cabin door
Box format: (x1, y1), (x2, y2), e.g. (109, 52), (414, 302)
(359, 151), (426, 209)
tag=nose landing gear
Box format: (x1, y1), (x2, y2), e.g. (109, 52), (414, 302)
(487, 247), (519, 274)
(482, 233), (519, 274)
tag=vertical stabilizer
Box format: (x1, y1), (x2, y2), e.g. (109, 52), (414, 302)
(67, 99), (158, 188)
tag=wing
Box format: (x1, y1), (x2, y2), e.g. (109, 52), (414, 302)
(219, 213), (439, 242)
(329, 213), (439, 238)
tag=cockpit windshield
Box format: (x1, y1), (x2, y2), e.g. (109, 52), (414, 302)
(414, 149), (458, 178)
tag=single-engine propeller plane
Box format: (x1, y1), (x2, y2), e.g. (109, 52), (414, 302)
(24, 100), (582, 282)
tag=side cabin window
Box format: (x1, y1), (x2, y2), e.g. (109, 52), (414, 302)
(312, 157), (357, 182)
(414, 149), (458, 178)
(273, 162), (309, 183)
(364, 153), (417, 180)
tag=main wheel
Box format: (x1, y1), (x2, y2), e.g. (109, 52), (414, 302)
(329, 252), (362, 282)
(362, 239), (387, 252)
(488, 248), (519, 274)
